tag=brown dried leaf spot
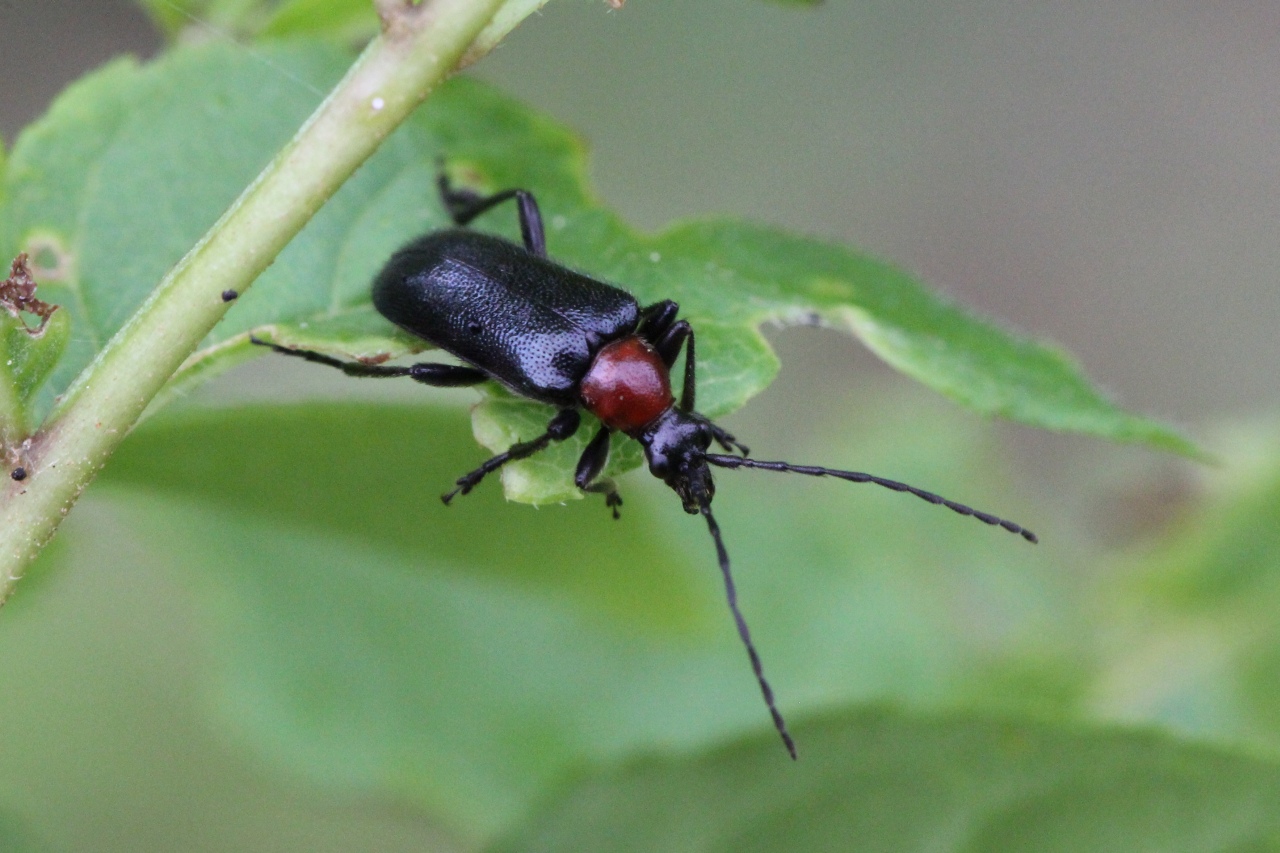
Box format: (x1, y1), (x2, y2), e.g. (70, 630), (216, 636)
(1, 253), (59, 333)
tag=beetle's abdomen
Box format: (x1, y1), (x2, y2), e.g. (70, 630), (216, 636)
(372, 231), (639, 406)
(580, 336), (674, 434)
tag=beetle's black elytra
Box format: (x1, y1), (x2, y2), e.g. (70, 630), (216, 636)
(251, 163), (1038, 760)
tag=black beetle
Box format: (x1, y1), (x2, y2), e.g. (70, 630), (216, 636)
(252, 165), (1037, 759)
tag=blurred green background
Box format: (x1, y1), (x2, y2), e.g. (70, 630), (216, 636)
(2, 1), (1279, 850)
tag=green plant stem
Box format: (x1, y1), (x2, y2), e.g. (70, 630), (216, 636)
(0, 0), (509, 605)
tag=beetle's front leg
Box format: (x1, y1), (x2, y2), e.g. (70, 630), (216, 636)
(442, 408), (581, 503)
(707, 423), (749, 457)
(652, 319), (696, 413)
(637, 300), (679, 342)
(574, 425), (623, 519)
(644, 321), (749, 456)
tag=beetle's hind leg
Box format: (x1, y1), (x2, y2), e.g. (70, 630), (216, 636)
(574, 425), (624, 519)
(443, 409), (582, 504)
(436, 162), (547, 257)
(249, 336), (487, 386)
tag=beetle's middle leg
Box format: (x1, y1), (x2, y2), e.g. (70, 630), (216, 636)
(436, 165), (547, 257)
(442, 409), (581, 504)
(574, 425), (623, 519)
(249, 336), (487, 386)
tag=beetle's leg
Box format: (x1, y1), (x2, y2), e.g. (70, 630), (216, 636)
(637, 300), (680, 342)
(574, 425), (623, 519)
(249, 336), (487, 385)
(582, 481), (623, 519)
(645, 324), (750, 456)
(404, 364), (490, 387)
(653, 319), (695, 412)
(706, 421), (750, 457)
(442, 409), (581, 504)
(642, 303), (747, 448)
(252, 336), (411, 377)
(573, 425), (612, 486)
(436, 166), (547, 257)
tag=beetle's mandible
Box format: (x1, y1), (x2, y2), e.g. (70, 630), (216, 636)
(252, 163), (1037, 759)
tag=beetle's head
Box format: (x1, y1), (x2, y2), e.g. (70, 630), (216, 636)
(637, 408), (716, 513)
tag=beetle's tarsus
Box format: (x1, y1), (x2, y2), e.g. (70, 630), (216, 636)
(711, 426), (748, 456)
(442, 411), (582, 504)
(435, 161), (546, 256)
(606, 490), (623, 520)
(441, 478), (477, 504)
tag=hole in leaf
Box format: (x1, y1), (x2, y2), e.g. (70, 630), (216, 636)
(23, 235), (72, 283)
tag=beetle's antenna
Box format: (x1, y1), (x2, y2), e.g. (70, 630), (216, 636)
(703, 454), (1037, 543)
(696, 493), (798, 760)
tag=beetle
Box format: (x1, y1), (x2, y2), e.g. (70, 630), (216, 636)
(252, 164), (1037, 759)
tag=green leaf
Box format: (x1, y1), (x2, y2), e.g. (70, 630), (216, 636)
(97, 392), (1069, 838)
(1, 44), (355, 422)
(0, 309), (70, 436)
(0, 811), (52, 853)
(646, 222), (1199, 452)
(493, 709), (1280, 853)
(1, 40), (1197, 507)
(0, 254), (70, 436)
(143, 0), (548, 55)
(134, 0), (277, 39)
(4, 311), (70, 409)
(261, 0), (380, 41)
(134, 0), (197, 36)
(98, 403), (712, 840)
(1144, 431), (1280, 610)
(1091, 422), (1280, 753)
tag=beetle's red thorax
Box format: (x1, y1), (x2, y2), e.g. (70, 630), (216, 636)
(580, 336), (673, 433)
